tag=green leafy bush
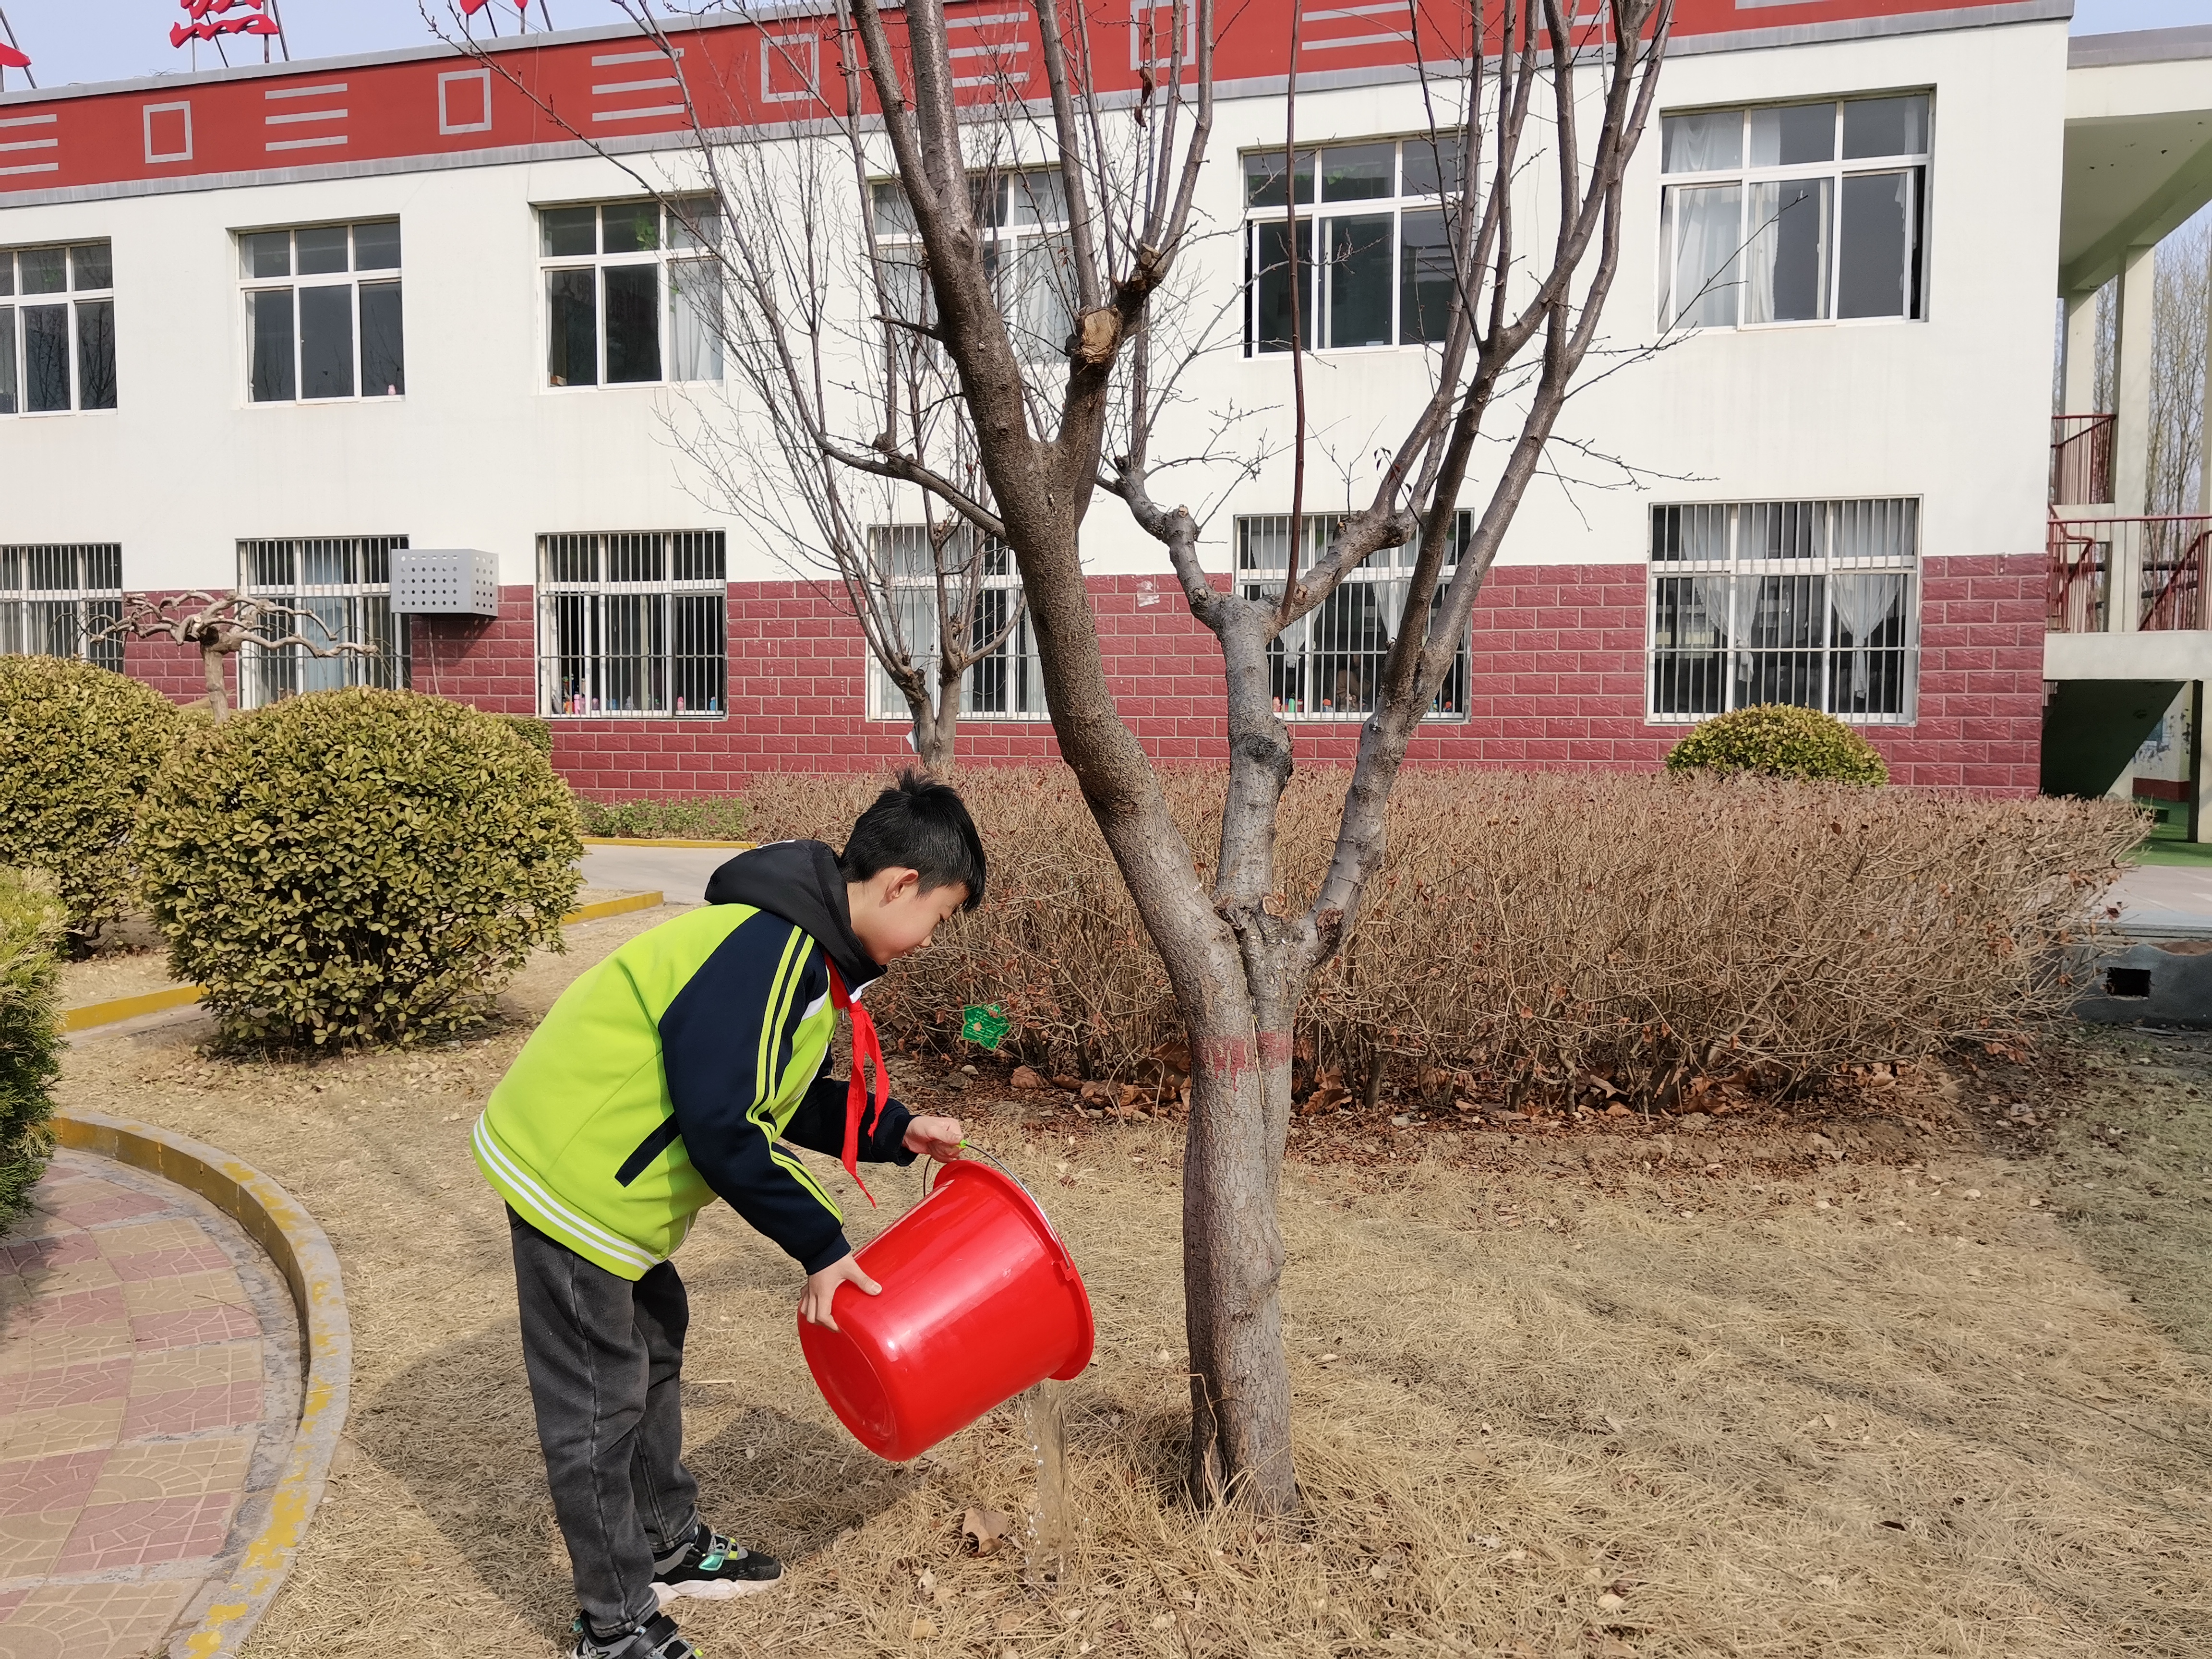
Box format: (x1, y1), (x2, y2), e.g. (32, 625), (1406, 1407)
(576, 796), (748, 842)
(0, 656), (187, 950)
(0, 869), (63, 1233)
(1665, 704), (1889, 785)
(139, 688), (583, 1047)
(495, 714), (553, 757)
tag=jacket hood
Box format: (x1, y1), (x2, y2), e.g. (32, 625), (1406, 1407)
(703, 839), (881, 992)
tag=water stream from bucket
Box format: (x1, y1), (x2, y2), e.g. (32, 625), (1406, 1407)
(1017, 1378), (1071, 1580)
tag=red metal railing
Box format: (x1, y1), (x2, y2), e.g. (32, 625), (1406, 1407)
(2050, 413), (2115, 506)
(2048, 513), (2211, 633)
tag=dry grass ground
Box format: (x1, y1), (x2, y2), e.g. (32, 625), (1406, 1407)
(48, 912), (2212, 1659)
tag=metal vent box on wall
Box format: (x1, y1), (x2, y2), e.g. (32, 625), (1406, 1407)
(391, 549), (499, 617)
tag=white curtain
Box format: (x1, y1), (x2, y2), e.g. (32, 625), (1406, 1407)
(1828, 572), (1904, 700)
(1661, 110), (1741, 173)
(1670, 184), (1742, 328)
(669, 260), (724, 383)
(1742, 179), (1829, 325)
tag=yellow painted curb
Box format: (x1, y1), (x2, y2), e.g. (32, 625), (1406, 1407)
(51, 1110), (351, 1659)
(59, 893), (665, 1031)
(60, 983), (207, 1031)
(581, 836), (753, 849)
(565, 890), (664, 922)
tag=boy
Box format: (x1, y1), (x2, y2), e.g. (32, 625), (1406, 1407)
(474, 772), (984, 1659)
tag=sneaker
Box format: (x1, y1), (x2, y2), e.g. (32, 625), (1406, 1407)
(569, 1611), (698, 1659)
(651, 1524), (784, 1604)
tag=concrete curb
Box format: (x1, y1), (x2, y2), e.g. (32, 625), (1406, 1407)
(50, 1108), (352, 1659)
(59, 891), (665, 1033)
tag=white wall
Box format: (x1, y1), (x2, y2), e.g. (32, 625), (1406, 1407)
(0, 14), (2068, 592)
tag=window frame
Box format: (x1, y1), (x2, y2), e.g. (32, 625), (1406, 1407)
(536, 530), (729, 719)
(0, 543), (123, 670)
(1644, 497), (1921, 727)
(534, 198), (726, 392)
(869, 168), (1076, 364)
(237, 219), (405, 406)
(1656, 94), (1933, 334)
(863, 524), (1047, 722)
(236, 535), (413, 708)
(0, 240), (118, 417)
(1234, 510), (1472, 722)
(1239, 134), (1465, 359)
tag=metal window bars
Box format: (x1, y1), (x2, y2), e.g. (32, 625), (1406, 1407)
(237, 535), (412, 708)
(537, 531), (728, 717)
(1235, 512), (1471, 720)
(1647, 498), (1918, 725)
(0, 543), (123, 672)
(866, 526), (1045, 720)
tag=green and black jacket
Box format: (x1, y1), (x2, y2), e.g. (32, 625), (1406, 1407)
(473, 840), (915, 1279)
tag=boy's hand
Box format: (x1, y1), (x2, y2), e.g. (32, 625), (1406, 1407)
(800, 1253), (879, 1333)
(903, 1115), (964, 1162)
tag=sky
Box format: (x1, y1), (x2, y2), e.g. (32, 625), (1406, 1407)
(0, 0), (2205, 90)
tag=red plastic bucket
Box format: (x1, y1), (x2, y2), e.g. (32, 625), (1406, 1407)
(800, 1158), (1094, 1462)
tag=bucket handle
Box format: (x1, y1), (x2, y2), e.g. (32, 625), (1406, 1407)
(917, 1142), (1078, 1259)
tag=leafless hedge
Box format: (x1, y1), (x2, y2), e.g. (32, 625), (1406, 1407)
(748, 769), (2140, 1104)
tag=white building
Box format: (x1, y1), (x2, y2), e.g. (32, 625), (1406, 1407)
(0, 0), (2200, 806)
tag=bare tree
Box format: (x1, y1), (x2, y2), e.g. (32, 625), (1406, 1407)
(2148, 212), (2210, 517)
(657, 144), (1034, 769)
(93, 592), (371, 721)
(434, 0), (1671, 1508)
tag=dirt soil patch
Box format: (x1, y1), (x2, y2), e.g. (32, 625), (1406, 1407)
(52, 916), (2212, 1658)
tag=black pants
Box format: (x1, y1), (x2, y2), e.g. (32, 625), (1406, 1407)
(508, 1208), (700, 1635)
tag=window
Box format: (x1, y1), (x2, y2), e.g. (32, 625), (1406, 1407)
(1235, 512), (1470, 720)
(240, 221), (404, 402)
(871, 169), (1075, 361)
(1647, 498), (1918, 724)
(0, 544), (122, 671)
(0, 242), (117, 414)
(865, 526), (1046, 720)
(538, 531), (727, 717)
(1659, 96), (1929, 330)
(538, 199), (724, 388)
(1242, 135), (1464, 355)
(237, 536), (411, 708)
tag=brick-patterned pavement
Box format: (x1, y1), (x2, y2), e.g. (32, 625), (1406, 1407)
(0, 1151), (303, 1659)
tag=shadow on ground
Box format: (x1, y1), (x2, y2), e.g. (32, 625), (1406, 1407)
(350, 1318), (919, 1635)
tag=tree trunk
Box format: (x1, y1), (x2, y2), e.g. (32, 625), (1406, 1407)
(200, 644), (230, 721)
(1179, 996), (1298, 1509)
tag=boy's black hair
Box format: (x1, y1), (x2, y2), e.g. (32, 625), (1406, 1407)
(840, 769), (986, 911)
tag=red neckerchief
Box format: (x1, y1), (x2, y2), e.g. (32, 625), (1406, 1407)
(827, 963), (887, 1207)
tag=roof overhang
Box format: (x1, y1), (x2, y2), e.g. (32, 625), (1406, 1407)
(2060, 25), (2212, 294)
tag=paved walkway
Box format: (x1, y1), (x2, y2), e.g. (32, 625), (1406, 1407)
(0, 1151), (301, 1659)
(579, 843), (733, 906)
(2109, 864), (2212, 936)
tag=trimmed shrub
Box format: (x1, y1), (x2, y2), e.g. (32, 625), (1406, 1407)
(139, 687), (583, 1047)
(1666, 703), (1888, 785)
(0, 656), (187, 950)
(747, 769), (2138, 1102)
(495, 714), (553, 757)
(577, 796), (748, 842)
(0, 869), (63, 1233)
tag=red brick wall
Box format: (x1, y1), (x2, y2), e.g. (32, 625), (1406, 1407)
(124, 554), (2046, 797)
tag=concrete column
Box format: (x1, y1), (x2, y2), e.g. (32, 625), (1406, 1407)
(2113, 242), (2156, 517)
(2193, 681), (2209, 843)
(2061, 288), (2101, 414)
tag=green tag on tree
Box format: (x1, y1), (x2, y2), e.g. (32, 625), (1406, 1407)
(961, 1003), (1011, 1050)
